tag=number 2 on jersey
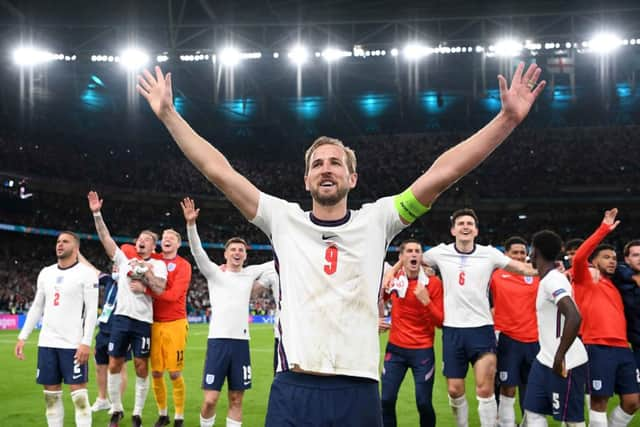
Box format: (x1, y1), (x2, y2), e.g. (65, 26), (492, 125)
(53, 292), (60, 306)
(324, 246), (339, 275)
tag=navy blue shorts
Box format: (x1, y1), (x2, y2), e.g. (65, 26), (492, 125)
(265, 371), (382, 427)
(523, 359), (586, 422)
(95, 330), (132, 364)
(202, 338), (251, 391)
(633, 345), (640, 372)
(586, 344), (640, 397)
(109, 315), (151, 359)
(442, 325), (496, 378)
(37, 347), (88, 385)
(497, 333), (539, 386)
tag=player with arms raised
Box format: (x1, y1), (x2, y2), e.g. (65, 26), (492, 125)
(14, 231), (99, 427)
(137, 62), (545, 426)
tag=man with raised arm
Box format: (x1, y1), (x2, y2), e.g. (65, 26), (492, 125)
(88, 191), (168, 427)
(138, 62), (545, 426)
(181, 197), (275, 427)
(14, 231), (99, 427)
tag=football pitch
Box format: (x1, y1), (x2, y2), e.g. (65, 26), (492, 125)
(1, 324), (633, 426)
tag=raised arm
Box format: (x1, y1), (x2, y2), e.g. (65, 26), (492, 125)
(181, 197), (220, 278)
(87, 191), (118, 259)
(408, 63), (546, 209)
(138, 68), (260, 219)
(553, 296), (583, 377)
(572, 208), (619, 285)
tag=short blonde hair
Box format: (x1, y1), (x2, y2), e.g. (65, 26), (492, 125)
(304, 136), (357, 175)
(162, 228), (182, 245)
(139, 230), (159, 244)
(225, 237), (248, 250)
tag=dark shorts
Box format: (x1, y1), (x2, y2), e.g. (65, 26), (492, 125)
(442, 325), (496, 378)
(202, 338), (251, 391)
(109, 315), (151, 359)
(586, 344), (640, 397)
(523, 359), (587, 422)
(95, 330), (132, 364)
(265, 371), (382, 427)
(497, 333), (539, 386)
(37, 347), (88, 385)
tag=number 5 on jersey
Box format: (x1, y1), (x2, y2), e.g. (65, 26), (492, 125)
(324, 246), (339, 275)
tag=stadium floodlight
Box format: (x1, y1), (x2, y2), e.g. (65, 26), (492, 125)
(288, 45), (309, 66)
(493, 39), (522, 57)
(321, 47), (351, 62)
(12, 47), (56, 66)
(403, 43), (433, 60)
(588, 32), (622, 54)
(219, 47), (241, 67)
(390, 48), (399, 57)
(119, 48), (149, 70)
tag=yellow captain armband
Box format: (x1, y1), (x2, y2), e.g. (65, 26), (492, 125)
(394, 188), (430, 223)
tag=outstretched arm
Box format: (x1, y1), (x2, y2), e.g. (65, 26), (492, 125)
(87, 191), (118, 259)
(181, 197), (220, 278)
(138, 68), (260, 220)
(408, 63), (546, 212)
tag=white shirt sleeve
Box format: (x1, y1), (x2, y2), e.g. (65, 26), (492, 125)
(18, 269), (46, 341)
(81, 269), (99, 346)
(151, 259), (168, 280)
(187, 223), (220, 281)
(544, 273), (572, 305)
(377, 196), (409, 242)
(250, 192), (288, 236)
(252, 261), (276, 286)
(489, 246), (511, 270)
(422, 247), (439, 267)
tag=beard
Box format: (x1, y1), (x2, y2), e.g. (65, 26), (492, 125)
(310, 185), (349, 206)
(57, 249), (73, 260)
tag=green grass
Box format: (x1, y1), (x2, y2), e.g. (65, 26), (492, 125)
(1, 324), (636, 426)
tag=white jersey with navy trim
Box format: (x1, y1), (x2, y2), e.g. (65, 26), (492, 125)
(251, 192), (407, 380)
(18, 262), (99, 349)
(536, 269), (588, 369)
(422, 243), (510, 327)
(112, 247), (167, 324)
(187, 223), (276, 340)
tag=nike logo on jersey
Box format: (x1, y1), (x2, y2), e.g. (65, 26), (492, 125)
(322, 233), (338, 240)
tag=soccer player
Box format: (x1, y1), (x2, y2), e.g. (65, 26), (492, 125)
(380, 239), (443, 427)
(571, 209), (640, 427)
(137, 62), (545, 426)
(614, 240), (640, 370)
(489, 236), (539, 426)
(88, 191), (168, 427)
(14, 231), (99, 427)
(145, 228), (192, 427)
(181, 197), (275, 427)
(420, 209), (537, 427)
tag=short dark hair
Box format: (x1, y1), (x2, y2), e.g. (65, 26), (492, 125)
(589, 244), (616, 262)
(225, 237), (248, 250)
(624, 240), (640, 257)
(399, 239), (422, 254)
(504, 236), (528, 253)
(450, 208), (479, 228)
(532, 230), (563, 262)
(59, 231), (80, 247)
(564, 238), (584, 252)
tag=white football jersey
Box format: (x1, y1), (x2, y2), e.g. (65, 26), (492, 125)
(19, 262), (99, 349)
(251, 192), (407, 380)
(422, 243), (510, 327)
(535, 269), (588, 369)
(112, 248), (167, 324)
(187, 224), (276, 340)
(256, 268), (280, 338)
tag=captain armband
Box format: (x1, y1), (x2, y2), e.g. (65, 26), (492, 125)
(393, 188), (430, 223)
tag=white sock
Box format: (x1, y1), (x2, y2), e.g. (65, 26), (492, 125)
(478, 395), (498, 427)
(226, 417), (242, 427)
(200, 413), (216, 427)
(175, 413), (184, 420)
(497, 394), (516, 427)
(522, 410), (547, 427)
(133, 375), (150, 416)
(159, 408), (168, 416)
(566, 423), (586, 427)
(449, 394), (469, 427)
(609, 405), (634, 427)
(44, 390), (64, 427)
(589, 409), (608, 427)
(71, 389), (92, 427)
(108, 372), (123, 412)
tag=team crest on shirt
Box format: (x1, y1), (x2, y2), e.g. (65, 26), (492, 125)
(524, 276), (534, 284)
(499, 371), (508, 381)
(56, 276), (64, 284)
(167, 263), (176, 272)
(205, 374), (215, 385)
(592, 380), (602, 391)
